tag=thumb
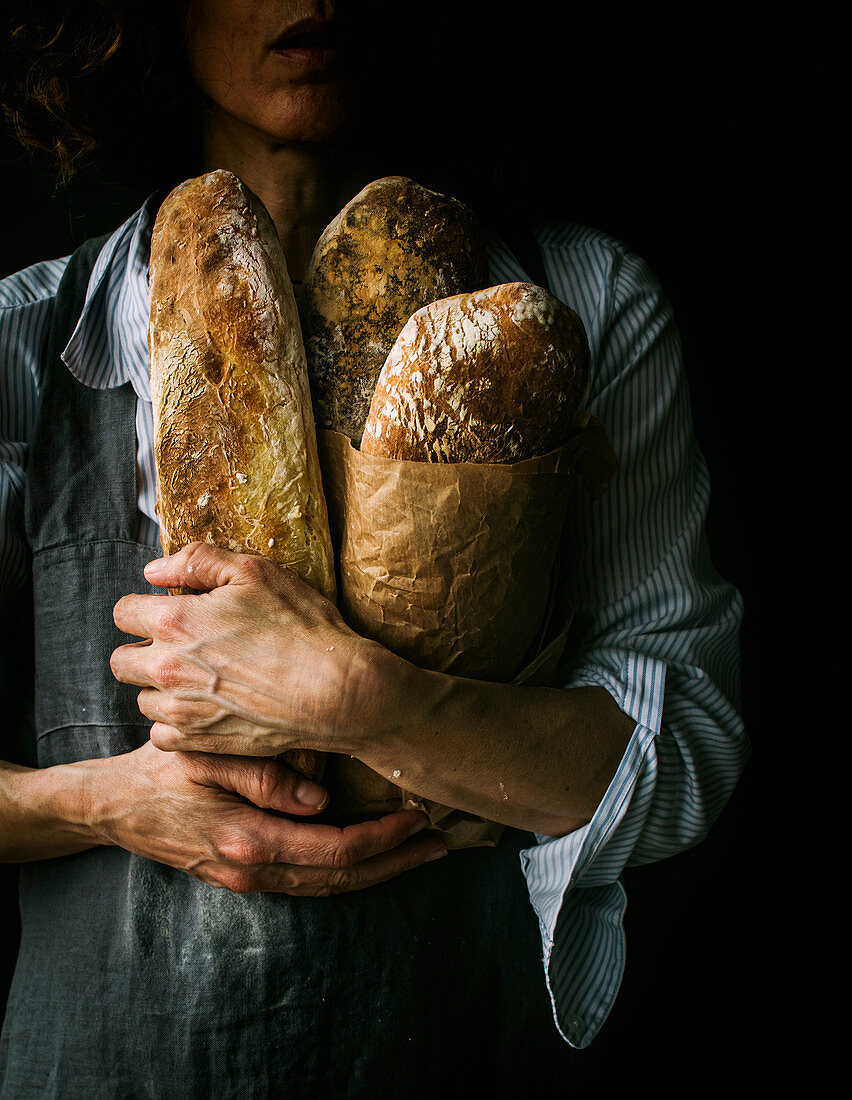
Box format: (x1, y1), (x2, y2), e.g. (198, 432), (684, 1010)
(194, 753), (329, 816)
(144, 542), (263, 592)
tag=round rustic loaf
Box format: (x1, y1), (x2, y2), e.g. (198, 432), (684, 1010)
(298, 175), (490, 445)
(360, 282), (590, 463)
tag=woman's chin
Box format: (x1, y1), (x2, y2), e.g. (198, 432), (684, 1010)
(256, 86), (350, 146)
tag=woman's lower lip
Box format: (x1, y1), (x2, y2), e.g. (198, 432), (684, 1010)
(270, 46), (340, 69)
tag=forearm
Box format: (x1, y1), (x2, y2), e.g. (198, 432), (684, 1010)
(352, 657), (636, 837)
(109, 545), (635, 837)
(0, 758), (102, 862)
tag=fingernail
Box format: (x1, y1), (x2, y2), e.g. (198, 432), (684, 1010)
(408, 815), (429, 836)
(144, 558), (165, 574)
(425, 845), (448, 862)
(294, 779), (328, 809)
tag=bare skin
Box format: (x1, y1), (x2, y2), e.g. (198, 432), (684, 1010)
(182, 0), (366, 282)
(110, 544), (634, 838)
(0, 1), (635, 887)
(0, 2), (449, 890)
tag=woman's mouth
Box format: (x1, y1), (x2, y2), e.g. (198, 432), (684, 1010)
(269, 22), (342, 70)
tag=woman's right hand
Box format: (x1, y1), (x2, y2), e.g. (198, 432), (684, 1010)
(1, 743), (446, 893)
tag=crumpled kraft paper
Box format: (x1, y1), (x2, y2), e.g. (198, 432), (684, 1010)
(316, 413), (617, 849)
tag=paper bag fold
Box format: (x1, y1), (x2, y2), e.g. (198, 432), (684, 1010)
(317, 413), (616, 848)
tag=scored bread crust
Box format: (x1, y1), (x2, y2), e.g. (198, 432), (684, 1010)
(298, 175), (490, 445)
(148, 169), (336, 604)
(360, 282), (590, 463)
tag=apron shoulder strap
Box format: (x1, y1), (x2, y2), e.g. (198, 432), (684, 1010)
(25, 230), (139, 550)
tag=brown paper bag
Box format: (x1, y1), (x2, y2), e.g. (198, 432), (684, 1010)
(317, 413), (617, 849)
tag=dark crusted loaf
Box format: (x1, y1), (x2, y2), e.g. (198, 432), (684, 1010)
(298, 176), (490, 445)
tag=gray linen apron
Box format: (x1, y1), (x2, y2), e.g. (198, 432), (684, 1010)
(0, 233), (577, 1098)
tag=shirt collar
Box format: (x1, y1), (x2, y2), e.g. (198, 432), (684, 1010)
(61, 190), (164, 400)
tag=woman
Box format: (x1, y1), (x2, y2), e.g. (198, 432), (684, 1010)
(0, 2), (747, 1096)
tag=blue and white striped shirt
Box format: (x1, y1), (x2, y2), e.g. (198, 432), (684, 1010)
(0, 194), (748, 1049)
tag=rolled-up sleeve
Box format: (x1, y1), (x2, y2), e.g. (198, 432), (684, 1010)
(519, 243), (748, 1047)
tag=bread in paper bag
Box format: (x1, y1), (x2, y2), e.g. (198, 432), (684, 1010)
(361, 282), (590, 463)
(318, 275), (615, 846)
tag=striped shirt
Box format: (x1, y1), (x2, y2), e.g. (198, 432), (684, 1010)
(0, 194), (748, 1049)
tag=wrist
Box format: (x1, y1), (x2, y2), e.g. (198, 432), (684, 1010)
(344, 642), (452, 780)
(38, 760), (111, 846)
(0, 758), (106, 862)
(332, 636), (401, 758)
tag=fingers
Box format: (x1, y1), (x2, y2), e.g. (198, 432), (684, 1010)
(234, 833), (449, 896)
(133, 745), (449, 897)
(111, 597), (212, 689)
(148, 718), (282, 759)
(113, 591), (193, 643)
(111, 640), (206, 697)
(254, 807), (433, 868)
(208, 809), (448, 896)
(108, 639), (154, 685)
(138, 689), (226, 733)
(113, 548), (276, 641)
(143, 542), (274, 593)
(186, 752), (329, 815)
(186, 752), (449, 891)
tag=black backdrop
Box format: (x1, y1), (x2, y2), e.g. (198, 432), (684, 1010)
(0, 2), (842, 1093)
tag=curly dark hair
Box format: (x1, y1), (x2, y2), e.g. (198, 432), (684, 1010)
(0, 1), (203, 189)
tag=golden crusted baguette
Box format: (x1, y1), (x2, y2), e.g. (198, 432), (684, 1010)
(148, 169), (335, 779)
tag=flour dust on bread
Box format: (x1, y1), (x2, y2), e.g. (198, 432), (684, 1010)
(148, 169), (336, 605)
(361, 282), (591, 463)
(149, 170), (336, 780)
(298, 176), (490, 445)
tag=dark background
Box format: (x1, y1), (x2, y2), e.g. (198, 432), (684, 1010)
(0, 1), (842, 1093)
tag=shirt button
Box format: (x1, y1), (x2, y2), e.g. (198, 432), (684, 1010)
(566, 1014), (585, 1035)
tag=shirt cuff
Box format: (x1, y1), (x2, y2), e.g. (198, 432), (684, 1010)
(519, 651), (665, 1047)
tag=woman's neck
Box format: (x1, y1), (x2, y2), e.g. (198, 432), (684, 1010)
(200, 110), (355, 285)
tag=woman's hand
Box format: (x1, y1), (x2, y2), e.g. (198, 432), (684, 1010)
(110, 542), (634, 839)
(110, 542), (386, 759)
(83, 741), (445, 894)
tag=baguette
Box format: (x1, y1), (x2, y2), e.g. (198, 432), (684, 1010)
(148, 168), (335, 779)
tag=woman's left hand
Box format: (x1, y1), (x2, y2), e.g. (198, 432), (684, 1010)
(111, 542), (386, 758)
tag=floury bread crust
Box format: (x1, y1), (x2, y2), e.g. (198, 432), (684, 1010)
(298, 176), (490, 445)
(360, 282), (590, 463)
(148, 169), (336, 605)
